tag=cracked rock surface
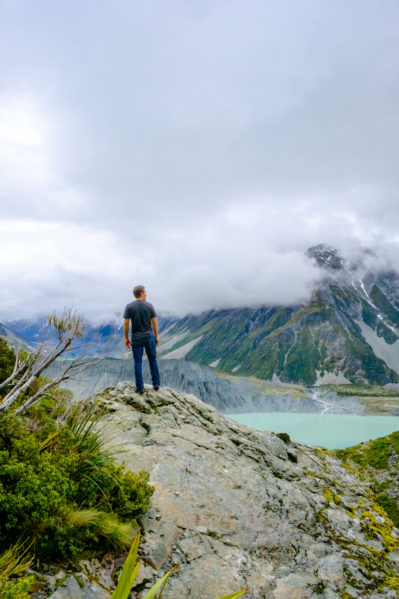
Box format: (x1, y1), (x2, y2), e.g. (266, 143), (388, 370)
(47, 383), (399, 598)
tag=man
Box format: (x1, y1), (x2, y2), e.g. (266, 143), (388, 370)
(124, 285), (161, 394)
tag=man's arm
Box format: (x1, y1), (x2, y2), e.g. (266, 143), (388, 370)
(151, 317), (159, 345)
(124, 319), (131, 349)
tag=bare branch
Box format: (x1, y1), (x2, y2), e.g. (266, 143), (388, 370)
(15, 355), (104, 414)
(0, 347), (31, 391)
(0, 308), (90, 413)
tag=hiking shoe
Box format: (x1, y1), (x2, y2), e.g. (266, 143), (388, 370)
(135, 388), (144, 395)
(153, 386), (160, 391)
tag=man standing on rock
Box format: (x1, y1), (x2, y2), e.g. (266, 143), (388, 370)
(124, 285), (161, 394)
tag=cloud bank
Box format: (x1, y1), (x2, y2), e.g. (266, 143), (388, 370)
(0, 0), (398, 321)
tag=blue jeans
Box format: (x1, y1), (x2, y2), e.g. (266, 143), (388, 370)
(131, 335), (160, 391)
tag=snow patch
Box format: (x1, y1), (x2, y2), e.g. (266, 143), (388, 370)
(209, 358), (220, 368)
(315, 370), (351, 385)
(161, 336), (203, 359)
(357, 320), (399, 375)
(355, 280), (398, 335)
(231, 364), (241, 373)
(158, 332), (189, 352)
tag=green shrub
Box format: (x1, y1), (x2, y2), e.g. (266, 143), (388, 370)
(0, 339), (16, 389)
(377, 494), (399, 528)
(0, 404), (154, 561)
(0, 577), (33, 599)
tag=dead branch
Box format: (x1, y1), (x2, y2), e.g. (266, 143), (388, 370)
(0, 308), (91, 413)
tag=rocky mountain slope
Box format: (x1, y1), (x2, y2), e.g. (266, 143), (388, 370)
(41, 383), (399, 598)
(0, 321), (32, 351)
(45, 358), (248, 412)
(158, 246), (399, 386)
(45, 357), (368, 414)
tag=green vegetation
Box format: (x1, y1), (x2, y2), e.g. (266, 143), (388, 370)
(0, 401), (153, 561)
(161, 279), (399, 386)
(327, 384), (399, 398)
(335, 431), (399, 526)
(0, 332), (154, 599)
(0, 309), (101, 414)
(336, 431), (399, 471)
(0, 339), (17, 386)
(378, 494), (399, 530)
(0, 543), (34, 599)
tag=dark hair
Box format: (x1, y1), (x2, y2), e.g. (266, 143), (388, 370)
(133, 285), (145, 298)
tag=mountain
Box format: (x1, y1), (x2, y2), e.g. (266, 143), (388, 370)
(3, 317), (125, 357)
(0, 321), (33, 352)
(45, 358), (249, 411)
(158, 245), (399, 386)
(45, 356), (373, 414)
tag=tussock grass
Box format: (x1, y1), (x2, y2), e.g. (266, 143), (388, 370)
(66, 509), (135, 552)
(0, 543), (32, 579)
(0, 543), (34, 599)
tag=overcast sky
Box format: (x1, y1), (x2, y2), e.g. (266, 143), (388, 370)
(1, 0), (399, 321)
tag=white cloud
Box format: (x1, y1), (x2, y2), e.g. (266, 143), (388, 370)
(0, 219), (155, 321)
(0, 96), (52, 194)
(0, 1), (399, 321)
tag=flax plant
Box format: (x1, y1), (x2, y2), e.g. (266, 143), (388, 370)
(111, 532), (247, 599)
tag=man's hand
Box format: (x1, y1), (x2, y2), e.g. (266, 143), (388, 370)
(152, 317), (159, 346)
(124, 319), (131, 349)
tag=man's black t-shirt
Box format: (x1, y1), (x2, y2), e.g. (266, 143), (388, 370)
(123, 300), (156, 341)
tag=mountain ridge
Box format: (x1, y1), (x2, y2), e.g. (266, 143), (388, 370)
(158, 246), (399, 385)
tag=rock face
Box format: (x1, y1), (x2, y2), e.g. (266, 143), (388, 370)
(83, 383), (399, 598)
(46, 357), (369, 415)
(45, 358), (250, 410)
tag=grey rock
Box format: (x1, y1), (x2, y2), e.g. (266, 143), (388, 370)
(88, 383), (399, 599)
(46, 573), (109, 599)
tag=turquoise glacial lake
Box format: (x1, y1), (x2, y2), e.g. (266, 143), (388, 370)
(227, 413), (399, 449)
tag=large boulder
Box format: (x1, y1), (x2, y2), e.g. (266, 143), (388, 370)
(92, 383), (399, 599)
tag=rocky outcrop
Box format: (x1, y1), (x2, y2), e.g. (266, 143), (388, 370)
(44, 382), (399, 599)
